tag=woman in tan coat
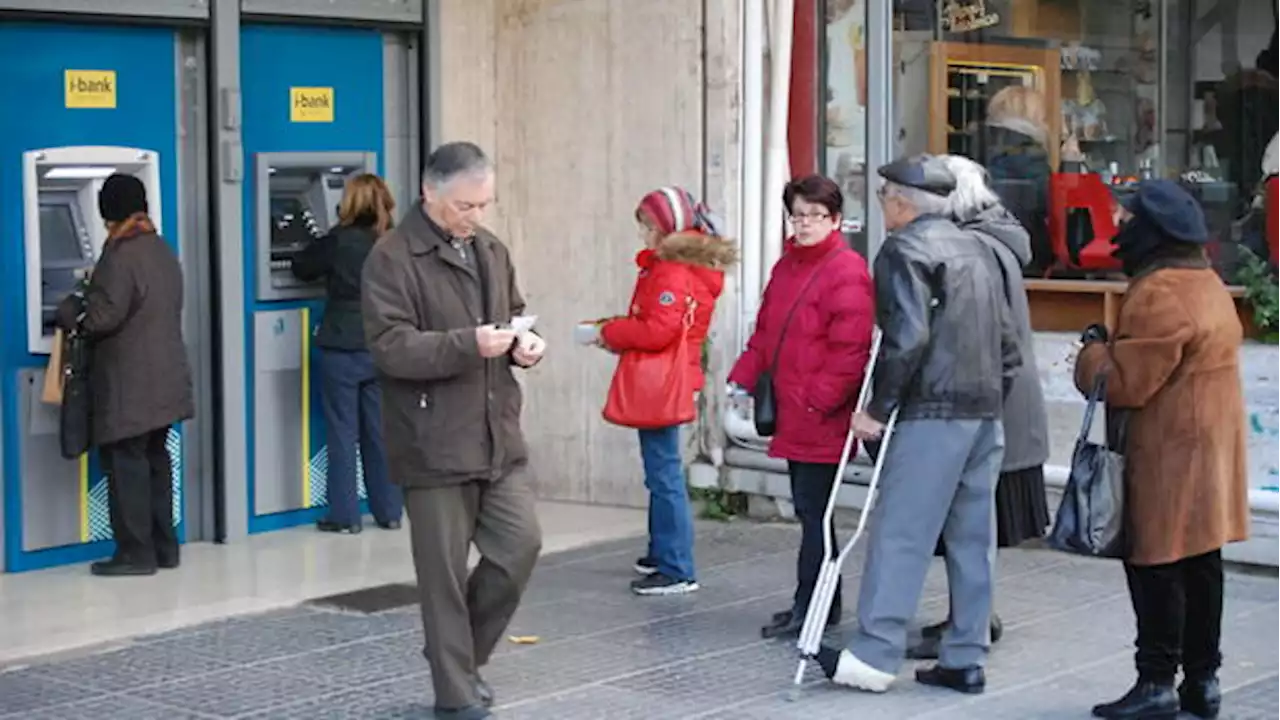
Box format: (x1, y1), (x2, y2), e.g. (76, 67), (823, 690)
(1074, 180), (1249, 720)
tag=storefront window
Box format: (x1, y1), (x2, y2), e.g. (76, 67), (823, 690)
(821, 0), (870, 255)
(849, 0), (1279, 287)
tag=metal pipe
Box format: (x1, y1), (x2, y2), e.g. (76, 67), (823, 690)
(864, 0), (894, 263)
(740, 0), (766, 351)
(761, 0), (795, 277)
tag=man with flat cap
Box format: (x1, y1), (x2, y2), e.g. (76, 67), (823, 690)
(815, 154), (1021, 695)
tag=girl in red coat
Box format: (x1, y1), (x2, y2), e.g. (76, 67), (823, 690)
(728, 174), (875, 637)
(594, 187), (737, 596)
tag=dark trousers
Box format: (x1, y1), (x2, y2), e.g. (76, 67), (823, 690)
(319, 349), (402, 527)
(1124, 549), (1224, 683)
(789, 461), (842, 620)
(100, 426), (178, 567)
(406, 466), (542, 709)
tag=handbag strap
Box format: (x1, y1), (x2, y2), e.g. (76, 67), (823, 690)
(1078, 373), (1111, 450)
(767, 248), (842, 374)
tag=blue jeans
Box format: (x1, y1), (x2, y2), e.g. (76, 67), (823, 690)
(319, 349), (403, 527)
(639, 425), (696, 581)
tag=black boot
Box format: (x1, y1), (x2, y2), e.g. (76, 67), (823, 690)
(915, 664), (986, 694)
(1178, 675), (1221, 719)
(1091, 679), (1179, 719)
(761, 607), (840, 639)
(90, 555), (157, 577)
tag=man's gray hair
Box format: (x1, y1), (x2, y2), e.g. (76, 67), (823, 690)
(422, 141), (492, 190)
(882, 181), (950, 216)
(940, 155), (1000, 222)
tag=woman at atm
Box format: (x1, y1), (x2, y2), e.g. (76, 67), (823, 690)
(55, 174), (194, 577)
(291, 173), (403, 534)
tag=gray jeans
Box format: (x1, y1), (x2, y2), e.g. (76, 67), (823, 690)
(847, 418), (1004, 673)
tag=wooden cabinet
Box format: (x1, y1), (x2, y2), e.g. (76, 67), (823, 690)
(927, 41), (1062, 170)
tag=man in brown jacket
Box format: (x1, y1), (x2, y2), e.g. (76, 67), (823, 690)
(362, 142), (545, 720)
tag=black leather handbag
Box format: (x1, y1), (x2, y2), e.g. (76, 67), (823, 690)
(753, 251), (840, 437)
(59, 292), (93, 459)
(1048, 374), (1128, 559)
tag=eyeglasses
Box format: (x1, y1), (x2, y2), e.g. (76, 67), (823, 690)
(789, 211), (831, 223)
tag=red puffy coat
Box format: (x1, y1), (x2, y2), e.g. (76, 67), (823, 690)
(728, 231), (875, 463)
(601, 232), (736, 392)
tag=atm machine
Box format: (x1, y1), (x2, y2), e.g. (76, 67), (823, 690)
(248, 152), (376, 530)
(12, 146), (176, 562)
(24, 147), (162, 354)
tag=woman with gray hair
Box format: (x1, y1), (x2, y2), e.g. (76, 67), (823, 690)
(906, 154), (1051, 660)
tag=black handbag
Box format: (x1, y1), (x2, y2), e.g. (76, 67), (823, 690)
(1048, 374), (1128, 559)
(753, 250), (840, 437)
(59, 292), (93, 459)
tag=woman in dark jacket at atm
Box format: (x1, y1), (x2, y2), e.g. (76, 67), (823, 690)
(55, 173), (194, 577)
(291, 173), (403, 534)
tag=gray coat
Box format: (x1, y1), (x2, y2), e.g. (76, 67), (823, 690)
(361, 207), (530, 489)
(963, 207), (1050, 472)
(57, 232), (194, 446)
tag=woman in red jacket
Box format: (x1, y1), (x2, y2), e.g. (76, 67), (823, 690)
(728, 174), (875, 638)
(596, 187), (737, 596)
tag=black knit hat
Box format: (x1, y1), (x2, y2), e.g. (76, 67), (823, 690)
(98, 173), (148, 223)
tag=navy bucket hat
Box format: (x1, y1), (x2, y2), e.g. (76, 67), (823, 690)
(1120, 179), (1209, 244)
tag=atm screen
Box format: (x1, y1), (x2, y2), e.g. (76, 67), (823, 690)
(39, 203), (85, 264)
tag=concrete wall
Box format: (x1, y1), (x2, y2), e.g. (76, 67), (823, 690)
(437, 0), (727, 506)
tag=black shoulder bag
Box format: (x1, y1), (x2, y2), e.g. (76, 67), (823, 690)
(60, 286), (93, 459)
(753, 250), (841, 437)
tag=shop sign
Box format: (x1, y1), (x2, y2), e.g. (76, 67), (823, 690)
(64, 70), (117, 109)
(942, 0), (1001, 33)
(290, 87), (334, 123)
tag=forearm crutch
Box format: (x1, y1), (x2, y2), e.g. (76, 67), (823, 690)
(792, 327), (899, 688)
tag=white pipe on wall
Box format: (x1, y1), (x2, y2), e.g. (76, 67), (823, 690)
(739, 0), (765, 351)
(760, 0), (794, 280)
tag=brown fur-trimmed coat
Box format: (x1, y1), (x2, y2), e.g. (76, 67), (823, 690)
(1075, 259), (1250, 566)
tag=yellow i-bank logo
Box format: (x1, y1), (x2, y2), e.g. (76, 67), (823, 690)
(290, 87), (335, 123)
(65, 70), (117, 109)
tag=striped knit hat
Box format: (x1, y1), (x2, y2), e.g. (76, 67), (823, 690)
(636, 186), (723, 237)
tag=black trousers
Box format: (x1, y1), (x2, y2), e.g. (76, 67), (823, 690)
(100, 427), (178, 566)
(788, 461), (842, 620)
(1124, 549), (1224, 683)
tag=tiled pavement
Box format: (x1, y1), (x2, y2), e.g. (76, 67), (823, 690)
(1, 522), (1276, 719)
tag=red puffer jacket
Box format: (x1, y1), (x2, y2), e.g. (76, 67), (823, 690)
(601, 232), (736, 392)
(728, 231), (875, 463)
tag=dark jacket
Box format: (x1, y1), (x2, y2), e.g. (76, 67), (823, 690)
(984, 125), (1053, 273)
(361, 207), (529, 488)
(867, 214), (1021, 423)
(56, 232), (194, 446)
(728, 231), (876, 463)
(291, 224), (378, 351)
(962, 206), (1049, 471)
(601, 231), (736, 392)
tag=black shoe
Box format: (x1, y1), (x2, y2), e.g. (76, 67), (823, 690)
(990, 612), (1004, 644)
(1178, 676), (1221, 719)
(432, 706), (491, 720)
(376, 520), (402, 530)
(633, 556), (658, 576)
(630, 572), (699, 596)
(920, 618), (950, 639)
(906, 633), (941, 660)
(760, 608), (840, 639)
(317, 520), (362, 534)
(915, 664), (986, 695)
(157, 555), (180, 570)
(474, 674), (495, 708)
(90, 557), (157, 577)
(1091, 680), (1179, 719)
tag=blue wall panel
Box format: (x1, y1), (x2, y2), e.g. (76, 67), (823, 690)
(0, 23), (181, 572)
(240, 25), (384, 533)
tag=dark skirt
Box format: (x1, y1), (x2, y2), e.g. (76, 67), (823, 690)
(935, 465), (1050, 556)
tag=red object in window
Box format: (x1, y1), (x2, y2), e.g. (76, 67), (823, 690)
(1047, 172), (1124, 274)
(1266, 176), (1278, 266)
(788, 0), (820, 178)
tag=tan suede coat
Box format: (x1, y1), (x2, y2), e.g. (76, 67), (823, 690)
(1075, 259), (1250, 566)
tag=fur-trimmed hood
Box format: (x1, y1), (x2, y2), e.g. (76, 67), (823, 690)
(653, 231), (739, 269)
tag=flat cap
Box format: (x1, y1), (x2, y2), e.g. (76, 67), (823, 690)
(876, 154), (957, 197)
(1120, 179), (1209, 244)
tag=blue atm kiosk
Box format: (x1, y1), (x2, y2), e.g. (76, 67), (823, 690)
(0, 23), (185, 572)
(241, 25), (385, 532)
